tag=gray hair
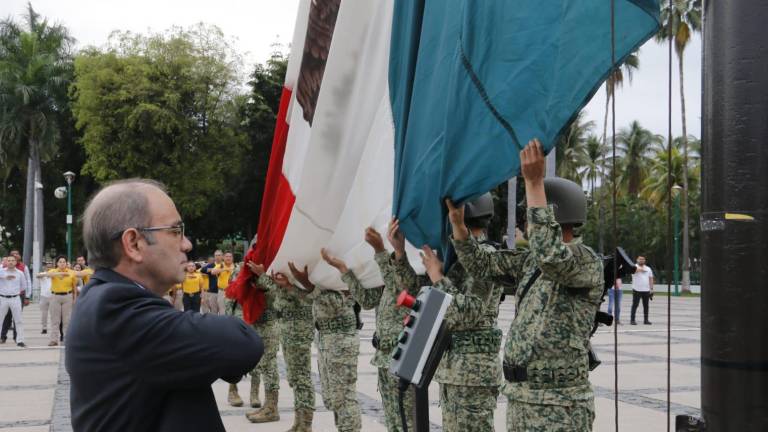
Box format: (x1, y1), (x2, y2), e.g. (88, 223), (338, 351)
(82, 179), (168, 269)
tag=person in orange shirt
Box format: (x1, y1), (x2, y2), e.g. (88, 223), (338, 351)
(181, 261), (204, 312)
(37, 256), (77, 346)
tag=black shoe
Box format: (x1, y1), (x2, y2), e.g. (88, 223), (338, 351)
(644, 321), (652, 325)
(0, 337), (5, 344)
(41, 329), (47, 334)
(630, 321), (637, 325)
(17, 342), (26, 348)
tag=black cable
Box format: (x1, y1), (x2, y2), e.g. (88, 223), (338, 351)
(398, 379), (409, 432)
(666, 0), (674, 429)
(609, 1), (619, 431)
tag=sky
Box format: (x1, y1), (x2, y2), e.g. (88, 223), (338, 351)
(3, 0), (701, 139)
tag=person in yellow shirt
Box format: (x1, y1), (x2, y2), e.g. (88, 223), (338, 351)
(37, 256), (76, 346)
(198, 258), (214, 314)
(74, 256), (94, 286)
(211, 252), (235, 315)
(181, 261), (204, 312)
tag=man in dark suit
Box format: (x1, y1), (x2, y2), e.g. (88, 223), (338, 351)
(66, 179), (263, 431)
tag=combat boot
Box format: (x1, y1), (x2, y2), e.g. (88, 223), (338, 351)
(250, 375), (262, 408)
(228, 383), (244, 407)
(294, 408), (314, 432)
(246, 390), (280, 423)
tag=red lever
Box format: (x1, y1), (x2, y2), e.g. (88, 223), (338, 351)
(397, 291), (417, 309)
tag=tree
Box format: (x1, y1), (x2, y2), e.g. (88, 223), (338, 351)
(71, 25), (248, 236)
(602, 53), (639, 147)
(656, 0), (702, 292)
(615, 120), (662, 196)
(579, 135), (605, 199)
(0, 2), (74, 268)
(640, 137), (700, 209)
(555, 110), (594, 183)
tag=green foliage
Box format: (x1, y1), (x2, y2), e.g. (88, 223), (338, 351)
(70, 24), (247, 220)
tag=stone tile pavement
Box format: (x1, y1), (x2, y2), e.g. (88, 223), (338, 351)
(0, 295), (700, 431)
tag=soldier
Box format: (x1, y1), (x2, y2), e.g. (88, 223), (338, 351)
(289, 258), (361, 432)
(320, 222), (418, 432)
(241, 261), (282, 424)
(391, 193), (505, 432)
(449, 139), (603, 432)
(252, 268), (316, 432)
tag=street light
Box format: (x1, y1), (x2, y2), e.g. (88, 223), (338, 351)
(63, 171), (76, 263)
(672, 184), (683, 297)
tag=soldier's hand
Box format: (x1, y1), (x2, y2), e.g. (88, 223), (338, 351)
(320, 248), (349, 274)
(445, 198), (470, 241)
(288, 261), (314, 291)
(246, 261), (265, 276)
(388, 217), (406, 259)
(364, 227), (386, 253)
(420, 246), (444, 284)
(272, 271), (293, 291)
(520, 138), (546, 183)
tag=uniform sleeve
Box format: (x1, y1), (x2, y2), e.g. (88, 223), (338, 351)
(256, 273), (279, 293)
(527, 206), (602, 288)
(392, 253), (430, 293)
(341, 270), (382, 310)
(453, 236), (528, 280)
(434, 276), (486, 326)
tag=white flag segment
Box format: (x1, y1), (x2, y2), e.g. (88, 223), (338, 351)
(270, 0), (424, 290)
(283, 0), (310, 92)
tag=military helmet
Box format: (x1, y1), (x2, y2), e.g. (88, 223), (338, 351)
(465, 192), (494, 219)
(544, 177), (587, 226)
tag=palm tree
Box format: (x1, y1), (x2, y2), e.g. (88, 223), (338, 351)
(579, 135), (605, 199)
(556, 110), (594, 183)
(641, 140), (699, 209)
(602, 53), (640, 147)
(616, 121), (662, 196)
(0, 3), (74, 267)
(656, 0), (702, 292)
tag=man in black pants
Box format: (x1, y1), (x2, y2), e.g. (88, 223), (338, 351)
(630, 255), (654, 325)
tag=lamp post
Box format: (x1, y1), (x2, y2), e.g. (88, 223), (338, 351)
(63, 171), (76, 263)
(672, 184), (682, 297)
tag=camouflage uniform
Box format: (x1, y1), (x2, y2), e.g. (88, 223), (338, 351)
(342, 251), (418, 432)
(394, 234), (504, 432)
(259, 274), (316, 412)
(252, 274), (281, 396)
(313, 287), (361, 432)
(454, 206), (603, 432)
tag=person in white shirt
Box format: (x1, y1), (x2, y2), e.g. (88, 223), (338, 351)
(0, 255), (28, 347)
(39, 262), (53, 335)
(630, 255), (654, 325)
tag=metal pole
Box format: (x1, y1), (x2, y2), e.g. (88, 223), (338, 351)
(701, 0), (768, 428)
(66, 182), (72, 263)
(673, 192), (680, 297)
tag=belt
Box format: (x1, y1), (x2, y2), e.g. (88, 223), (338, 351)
(0, 294), (19, 298)
(280, 308), (313, 322)
(53, 291), (72, 295)
(183, 292), (201, 296)
(448, 328), (503, 354)
(315, 315), (357, 333)
(503, 362), (589, 389)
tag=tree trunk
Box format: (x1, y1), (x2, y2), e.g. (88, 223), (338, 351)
(678, 50), (691, 292)
(22, 148), (36, 267)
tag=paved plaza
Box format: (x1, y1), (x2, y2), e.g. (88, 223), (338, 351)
(0, 294), (700, 431)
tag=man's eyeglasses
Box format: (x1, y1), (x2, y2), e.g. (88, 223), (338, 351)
(111, 222), (185, 241)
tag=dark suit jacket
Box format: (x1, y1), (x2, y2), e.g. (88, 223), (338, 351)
(65, 269), (263, 431)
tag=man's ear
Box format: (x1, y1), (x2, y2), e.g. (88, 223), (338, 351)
(121, 229), (145, 264)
